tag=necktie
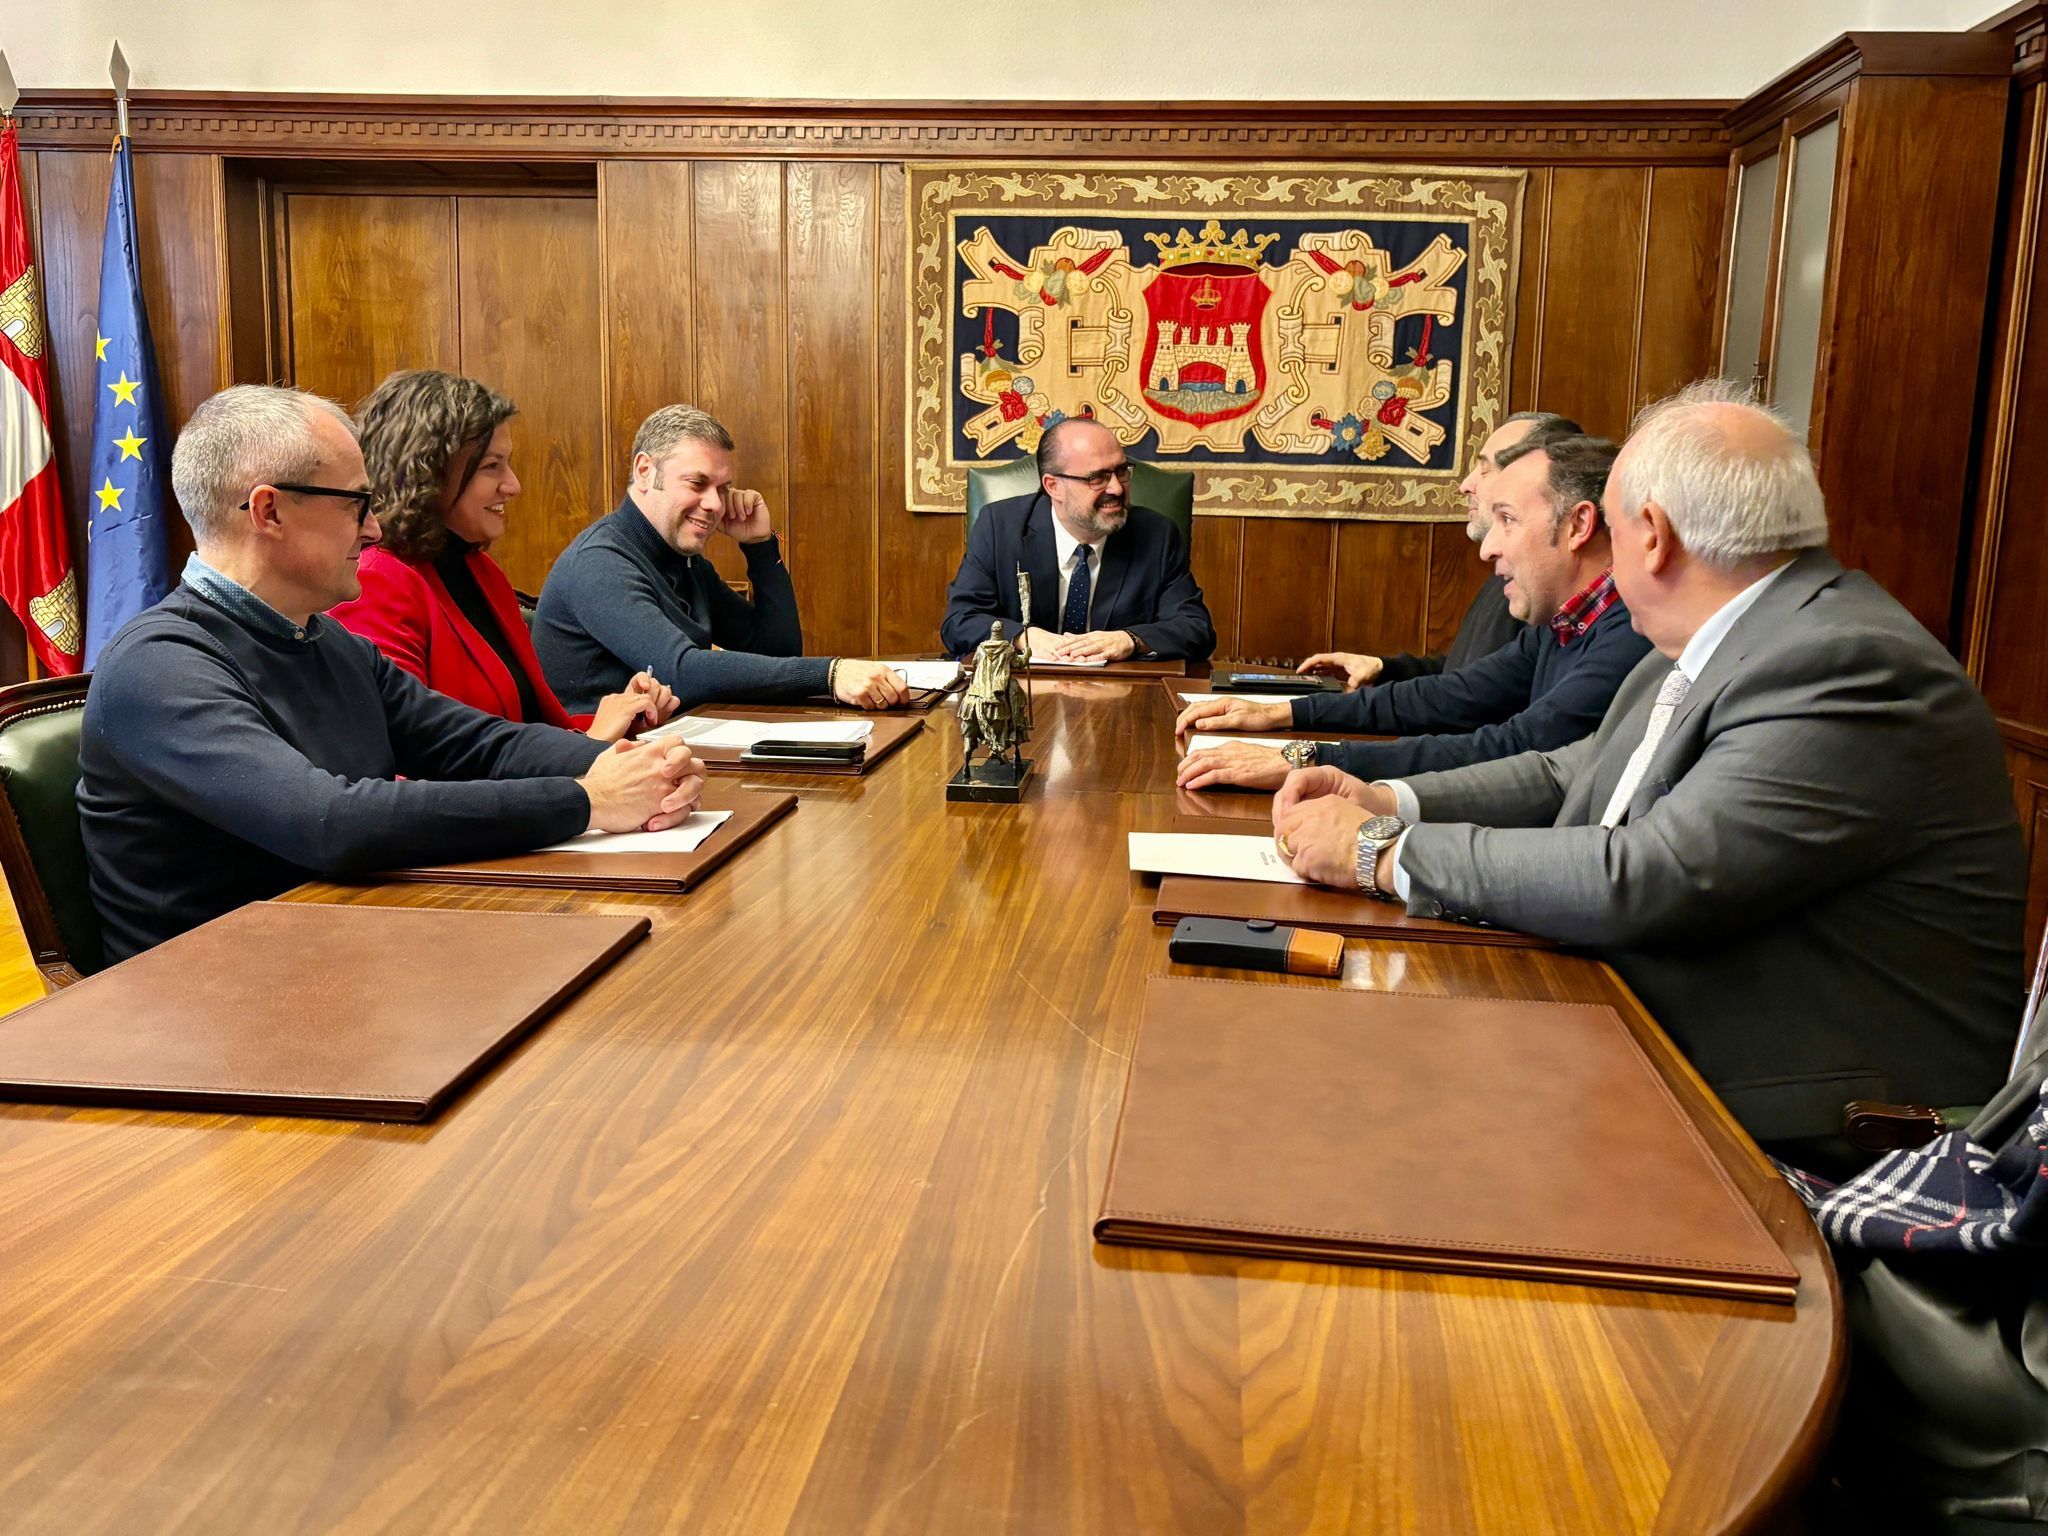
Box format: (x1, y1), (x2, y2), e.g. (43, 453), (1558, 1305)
(1062, 547), (1093, 634)
(1599, 665), (1692, 828)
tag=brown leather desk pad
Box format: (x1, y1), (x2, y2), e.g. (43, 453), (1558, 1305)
(684, 711), (924, 775)
(1096, 977), (1798, 1302)
(0, 901), (648, 1122)
(383, 784), (795, 893)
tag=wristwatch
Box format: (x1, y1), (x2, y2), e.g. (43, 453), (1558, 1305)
(1280, 740), (1321, 771)
(1354, 814), (1409, 898)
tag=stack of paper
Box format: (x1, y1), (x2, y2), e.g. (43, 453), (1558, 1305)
(1127, 832), (1305, 885)
(890, 660), (967, 689)
(1172, 692), (1299, 707)
(538, 810), (733, 857)
(649, 717), (873, 749)
(1185, 734), (1298, 753)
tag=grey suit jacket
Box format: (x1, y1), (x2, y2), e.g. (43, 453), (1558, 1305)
(1398, 549), (2024, 1143)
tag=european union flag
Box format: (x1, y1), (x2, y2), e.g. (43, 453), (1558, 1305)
(84, 135), (173, 666)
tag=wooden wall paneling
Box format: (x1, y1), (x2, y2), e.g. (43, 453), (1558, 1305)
(1963, 77), (2043, 685)
(1976, 82), (2048, 723)
(2006, 742), (2048, 966)
(1531, 167), (1650, 439)
(1508, 168), (1552, 411)
(283, 193), (459, 410)
(690, 162), (786, 592)
(27, 150), (110, 558)
(1632, 166), (1727, 415)
(456, 197), (605, 596)
(1187, 514), (1242, 662)
(873, 163), (963, 655)
(1235, 522), (1335, 665)
(130, 153), (228, 564)
(221, 162), (275, 386)
(1425, 523), (1495, 654)
(598, 160), (694, 509)
(1329, 522), (1430, 658)
(1813, 73), (2009, 643)
(785, 162), (880, 659)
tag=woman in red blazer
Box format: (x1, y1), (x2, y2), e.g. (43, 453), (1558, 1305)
(335, 370), (676, 742)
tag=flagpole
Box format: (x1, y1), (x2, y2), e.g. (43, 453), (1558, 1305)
(109, 41), (129, 141)
(0, 53), (30, 681)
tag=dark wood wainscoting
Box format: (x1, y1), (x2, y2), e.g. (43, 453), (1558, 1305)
(17, 95), (1738, 671)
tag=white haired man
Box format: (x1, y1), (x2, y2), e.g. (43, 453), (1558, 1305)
(1270, 381), (2024, 1160)
(78, 385), (705, 962)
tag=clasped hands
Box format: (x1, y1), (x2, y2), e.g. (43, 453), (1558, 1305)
(1016, 626), (1138, 664)
(578, 736), (708, 834)
(1270, 767), (1400, 890)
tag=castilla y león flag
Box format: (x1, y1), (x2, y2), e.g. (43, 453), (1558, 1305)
(0, 121), (81, 675)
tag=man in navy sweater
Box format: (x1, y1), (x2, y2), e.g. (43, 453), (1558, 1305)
(534, 405), (909, 713)
(79, 386), (706, 963)
(1176, 434), (1652, 790)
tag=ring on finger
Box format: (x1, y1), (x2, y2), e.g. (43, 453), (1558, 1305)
(1276, 833), (1295, 860)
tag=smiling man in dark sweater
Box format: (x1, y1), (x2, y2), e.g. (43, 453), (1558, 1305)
(78, 385), (706, 963)
(534, 404), (910, 713)
(1176, 434), (1652, 791)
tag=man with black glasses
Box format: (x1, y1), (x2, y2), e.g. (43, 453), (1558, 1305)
(77, 384), (705, 961)
(939, 417), (1215, 661)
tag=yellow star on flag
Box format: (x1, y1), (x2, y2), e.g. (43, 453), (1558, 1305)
(94, 334), (110, 362)
(112, 427), (147, 461)
(107, 372), (140, 406)
(95, 479), (125, 513)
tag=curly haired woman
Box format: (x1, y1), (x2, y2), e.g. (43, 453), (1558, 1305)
(333, 370), (676, 742)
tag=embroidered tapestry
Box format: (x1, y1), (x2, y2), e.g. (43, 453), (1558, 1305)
(906, 162), (1525, 519)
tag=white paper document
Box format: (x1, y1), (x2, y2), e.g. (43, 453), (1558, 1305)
(540, 810), (734, 856)
(1185, 734), (1298, 753)
(1127, 832), (1306, 885)
(1172, 692), (1299, 707)
(889, 660), (966, 689)
(648, 716), (873, 749)
(1028, 655), (1111, 669)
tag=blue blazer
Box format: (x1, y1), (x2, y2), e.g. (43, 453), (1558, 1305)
(939, 491), (1216, 660)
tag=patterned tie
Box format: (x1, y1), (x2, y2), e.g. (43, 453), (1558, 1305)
(1599, 665), (1692, 828)
(1062, 547), (1093, 634)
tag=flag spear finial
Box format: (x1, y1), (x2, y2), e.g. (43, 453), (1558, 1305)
(109, 42), (129, 138)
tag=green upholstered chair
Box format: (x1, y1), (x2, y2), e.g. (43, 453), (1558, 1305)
(964, 457), (1196, 549)
(0, 674), (102, 986)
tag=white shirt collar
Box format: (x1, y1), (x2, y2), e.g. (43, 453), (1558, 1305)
(1050, 514), (1104, 573)
(1674, 558), (1796, 682)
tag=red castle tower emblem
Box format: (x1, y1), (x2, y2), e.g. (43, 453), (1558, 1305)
(1138, 221), (1279, 428)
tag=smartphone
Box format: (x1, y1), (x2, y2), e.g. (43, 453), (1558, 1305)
(1207, 670), (1335, 694)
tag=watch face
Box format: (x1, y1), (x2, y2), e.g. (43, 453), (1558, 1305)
(1359, 814), (1407, 841)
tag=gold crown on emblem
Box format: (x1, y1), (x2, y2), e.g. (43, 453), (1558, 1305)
(1144, 220), (1280, 272)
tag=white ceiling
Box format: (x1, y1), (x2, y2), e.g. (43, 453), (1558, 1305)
(5, 0), (2006, 101)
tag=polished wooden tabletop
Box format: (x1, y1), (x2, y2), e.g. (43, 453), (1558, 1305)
(0, 679), (1841, 1535)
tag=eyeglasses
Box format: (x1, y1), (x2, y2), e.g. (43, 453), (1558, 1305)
(1046, 463), (1133, 491)
(240, 483), (377, 528)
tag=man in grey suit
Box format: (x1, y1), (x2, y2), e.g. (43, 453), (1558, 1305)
(1271, 381), (2023, 1158)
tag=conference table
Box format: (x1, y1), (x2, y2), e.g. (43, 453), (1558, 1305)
(0, 674), (1842, 1534)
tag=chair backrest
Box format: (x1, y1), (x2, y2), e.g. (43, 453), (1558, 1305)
(964, 457), (1196, 551)
(0, 675), (101, 986)
(513, 589), (540, 632)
